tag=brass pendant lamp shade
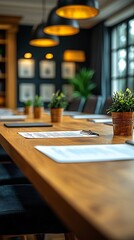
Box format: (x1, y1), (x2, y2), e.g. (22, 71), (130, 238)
(63, 50), (86, 62)
(29, 22), (59, 47)
(44, 7), (80, 36)
(56, 0), (99, 20)
(29, 0), (59, 47)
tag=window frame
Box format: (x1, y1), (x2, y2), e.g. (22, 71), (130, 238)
(110, 16), (134, 93)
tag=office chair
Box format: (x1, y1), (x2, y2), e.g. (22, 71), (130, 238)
(0, 144), (29, 185)
(101, 96), (113, 115)
(0, 184), (70, 238)
(82, 95), (102, 114)
(0, 163), (75, 239)
(66, 98), (82, 112)
(0, 145), (75, 239)
(0, 162), (30, 185)
(0, 145), (12, 163)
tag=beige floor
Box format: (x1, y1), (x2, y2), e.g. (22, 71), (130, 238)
(22, 234), (65, 240)
(44, 234), (65, 240)
(0, 233), (78, 240)
(0, 234), (65, 240)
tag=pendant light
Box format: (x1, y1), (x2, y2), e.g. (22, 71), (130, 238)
(29, 23), (59, 47)
(56, 0), (99, 20)
(29, 0), (59, 47)
(44, 7), (79, 36)
(63, 50), (86, 62)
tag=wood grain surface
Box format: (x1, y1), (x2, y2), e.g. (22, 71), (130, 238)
(0, 114), (134, 240)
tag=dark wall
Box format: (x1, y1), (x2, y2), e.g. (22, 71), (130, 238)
(17, 24), (105, 107)
(88, 23), (104, 95)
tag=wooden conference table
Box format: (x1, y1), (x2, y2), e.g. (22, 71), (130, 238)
(0, 114), (134, 240)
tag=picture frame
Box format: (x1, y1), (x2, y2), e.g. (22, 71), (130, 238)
(19, 83), (35, 102)
(39, 60), (56, 79)
(61, 62), (76, 79)
(62, 84), (74, 101)
(18, 59), (35, 78)
(40, 84), (55, 101)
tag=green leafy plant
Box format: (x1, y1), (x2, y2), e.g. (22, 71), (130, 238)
(48, 90), (67, 109)
(33, 95), (44, 107)
(107, 88), (134, 113)
(68, 67), (96, 100)
(24, 99), (33, 107)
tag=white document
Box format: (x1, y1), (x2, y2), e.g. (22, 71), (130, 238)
(0, 115), (27, 121)
(88, 118), (112, 123)
(0, 108), (13, 115)
(72, 114), (110, 119)
(34, 144), (134, 163)
(62, 111), (82, 116)
(18, 130), (98, 139)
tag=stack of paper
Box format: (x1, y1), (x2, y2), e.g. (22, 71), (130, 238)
(34, 144), (134, 163)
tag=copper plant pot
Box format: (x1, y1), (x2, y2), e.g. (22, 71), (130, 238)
(50, 108), (63, 122)
(33, 107), (43, 119)
(24, 106), (33, 115)
(112, 112), (134, 136)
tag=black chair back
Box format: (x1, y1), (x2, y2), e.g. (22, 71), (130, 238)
(82, 95), (102, 114)
(66, 98), (82, 111)
(101, 96), (113, 115)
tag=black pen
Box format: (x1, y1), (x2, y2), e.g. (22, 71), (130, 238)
(125, 140), (134, 146)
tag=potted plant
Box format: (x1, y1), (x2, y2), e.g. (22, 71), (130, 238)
(68, 67), (96, 111)
(33, 95), (44, 119)
(23, 99), (33, 115)
(48, 90), (67, 122)
(107, 88), (134, 136)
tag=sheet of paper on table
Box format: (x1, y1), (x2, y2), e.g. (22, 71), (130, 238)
(0, 108), (13, 115)
(18, 130), (98, 139)
(0, 115), (27, 121)
(34, 144), (134, 163)
(72, 114), (110, 119)
(88, 118), (112, 123)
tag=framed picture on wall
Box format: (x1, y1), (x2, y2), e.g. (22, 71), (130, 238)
(61, 62), (76, 79)
(62, 84), (74, 101)
(18, 59), (35, 78)
(39, 60), (56, 79)
(19, 83), (35, 102)
(40, 84), (55, 101)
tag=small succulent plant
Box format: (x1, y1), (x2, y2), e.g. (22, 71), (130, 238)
(33, 95), (44, 107)
(24, 99), (33, 107)
(48, 90), (67, 109)
(107, 88), (134, 113)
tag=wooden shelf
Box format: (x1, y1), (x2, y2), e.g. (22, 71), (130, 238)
(0, 16), (21, 108)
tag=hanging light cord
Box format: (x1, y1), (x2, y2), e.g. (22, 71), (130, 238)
(42, 0), (46, 22)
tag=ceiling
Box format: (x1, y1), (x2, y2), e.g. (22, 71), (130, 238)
(0, 0), (133, 28)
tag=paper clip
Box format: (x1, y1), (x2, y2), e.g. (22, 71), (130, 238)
(80, 130), (99, 136)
